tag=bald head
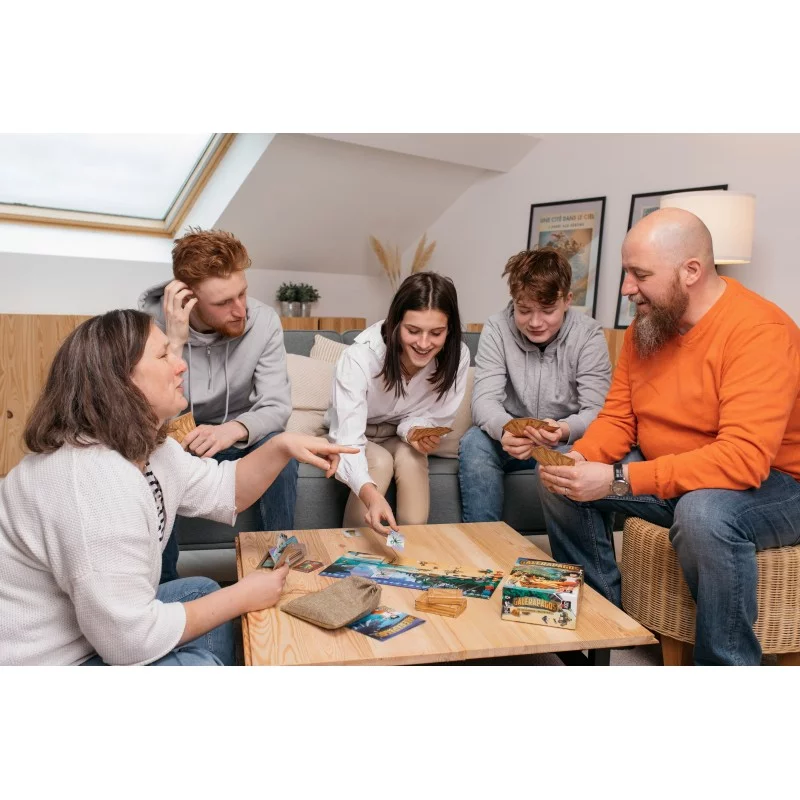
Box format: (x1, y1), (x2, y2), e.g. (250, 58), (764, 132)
(623, 207), (715, 271)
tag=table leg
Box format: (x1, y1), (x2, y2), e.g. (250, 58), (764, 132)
(556, 648), (610, 666)
(660, 635), (693, 666)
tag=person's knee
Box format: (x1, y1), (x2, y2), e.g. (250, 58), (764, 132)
(671, 490), (742, 557)
(394, 442), (428, 472)
(368, 444), (395, 476)
(459, 426), (494, 459)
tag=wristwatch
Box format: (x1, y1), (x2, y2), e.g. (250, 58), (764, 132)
(610, 462), (631, 497)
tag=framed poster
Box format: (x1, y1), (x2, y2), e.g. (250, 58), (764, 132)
(614, 184), (728, 328)
(526, 196), (606, 318)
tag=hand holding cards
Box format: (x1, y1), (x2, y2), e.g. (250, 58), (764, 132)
(408, 426), (452, 442)
(259, 533), (308, 570)
(528, 446), (575, 467)
(503, 417), (559, 437)
(167, 412), (196, 444)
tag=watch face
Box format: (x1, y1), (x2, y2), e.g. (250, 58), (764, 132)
(611, 480), (629, 497)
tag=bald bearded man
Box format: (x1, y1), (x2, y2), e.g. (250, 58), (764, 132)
(537, 208), (800, 665)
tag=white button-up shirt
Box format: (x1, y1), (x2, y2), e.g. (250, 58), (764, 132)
(326, 321), (471, 496)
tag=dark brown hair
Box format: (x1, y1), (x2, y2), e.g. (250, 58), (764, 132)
(379, 272), (463, 399)
(172, 227), (251, 285)
(24, 310), (166, 462)
(502, 247), (572, 305)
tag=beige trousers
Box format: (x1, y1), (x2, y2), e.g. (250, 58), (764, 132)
(342, 435), (430, 528)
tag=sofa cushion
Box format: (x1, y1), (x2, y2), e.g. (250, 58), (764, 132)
(432, 367), (475, 458)
(285, 353), (334, 436)
(310, 334), (350, 364)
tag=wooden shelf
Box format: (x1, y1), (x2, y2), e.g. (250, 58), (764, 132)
(280, 316), (365, 333)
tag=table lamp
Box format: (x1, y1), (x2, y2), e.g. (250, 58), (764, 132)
(660, 190), (756, 265)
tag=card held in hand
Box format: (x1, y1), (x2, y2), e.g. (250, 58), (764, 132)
(503, 417), (559, 437)
(529, 446), (575, 467)
(167, 412), (196, 444)
(407, 426), (453, 443)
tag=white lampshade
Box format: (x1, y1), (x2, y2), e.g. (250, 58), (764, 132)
(659, 190), (756, 265)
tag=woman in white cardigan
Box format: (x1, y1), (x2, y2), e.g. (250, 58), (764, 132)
(0, 310), (355, 666)
(327, 272), (470, 536)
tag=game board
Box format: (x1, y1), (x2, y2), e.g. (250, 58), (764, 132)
(320, 551), (504, 598)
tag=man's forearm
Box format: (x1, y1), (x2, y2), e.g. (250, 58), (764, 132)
(234, 435), (290, 512)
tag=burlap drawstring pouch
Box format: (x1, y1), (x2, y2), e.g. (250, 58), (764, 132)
(280, 576), (381, 629)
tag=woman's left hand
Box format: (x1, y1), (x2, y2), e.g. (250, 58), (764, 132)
(408, 433), (441, 455)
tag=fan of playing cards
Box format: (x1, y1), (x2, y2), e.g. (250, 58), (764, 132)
(502, 417), (559, 437)
(407, 426), (452, 443)
(528, 446), (575, 467)
(167, 412), (196, 444)
(259, 533), (308, 570)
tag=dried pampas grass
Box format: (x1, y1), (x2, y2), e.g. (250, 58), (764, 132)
(370, 233), (436, 292)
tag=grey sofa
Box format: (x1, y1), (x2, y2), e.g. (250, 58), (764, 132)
(173, 329), (546, 553)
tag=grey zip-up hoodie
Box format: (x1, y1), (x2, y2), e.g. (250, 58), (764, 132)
(138, 281), (291, 448)
(471, 304), (611, 444)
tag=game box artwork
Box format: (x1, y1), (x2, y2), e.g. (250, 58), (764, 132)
(501, 558), (584, 629)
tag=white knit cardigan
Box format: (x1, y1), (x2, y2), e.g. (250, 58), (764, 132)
(0, 438), (237, 666)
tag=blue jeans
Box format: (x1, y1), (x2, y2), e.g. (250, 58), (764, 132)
(161, 430), (298, 583)
(538, 448), (800, 665)
(458, 425), (568, 522)
(81, 577), (235, 666)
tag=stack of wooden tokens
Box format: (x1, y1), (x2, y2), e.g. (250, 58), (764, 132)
(415, 588), (467, 618)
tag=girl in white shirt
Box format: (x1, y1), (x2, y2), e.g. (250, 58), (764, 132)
(327, 272), (471, 535)
(0, 310), (354, 666)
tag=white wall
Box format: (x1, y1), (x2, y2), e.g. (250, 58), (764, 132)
(0, 251), (394, 322)
(422, 134), (800, 326)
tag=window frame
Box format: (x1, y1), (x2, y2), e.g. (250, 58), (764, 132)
(0, 133), (235, 236)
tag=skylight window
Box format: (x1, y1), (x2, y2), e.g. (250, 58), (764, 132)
(0, 133), (233, 234)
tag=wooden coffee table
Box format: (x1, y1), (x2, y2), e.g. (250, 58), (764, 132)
(235, 521), (657, 666)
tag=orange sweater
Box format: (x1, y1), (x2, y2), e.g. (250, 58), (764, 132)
(574, 278), (800, 498)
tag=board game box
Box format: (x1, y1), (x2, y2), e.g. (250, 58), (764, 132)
(501, 558), (584, 629)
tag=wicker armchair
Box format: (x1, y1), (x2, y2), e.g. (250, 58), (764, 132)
(620, 517), (800, 666)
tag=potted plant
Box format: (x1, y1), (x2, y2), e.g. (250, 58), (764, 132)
(276, 282), (300, 316)
(296, 283), (321, 317)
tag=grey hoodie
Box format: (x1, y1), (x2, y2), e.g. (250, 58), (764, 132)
(138, 281), (291, 448)
(471, 304), (611, 444)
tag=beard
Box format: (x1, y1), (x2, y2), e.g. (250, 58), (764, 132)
(195, 309), (246, 339)
(213, 319), (246, 338)
(631, 276), (689, 359)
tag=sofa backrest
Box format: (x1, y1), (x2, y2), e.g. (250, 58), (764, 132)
(284, 327), (623, 370)
(284, 329), (342, 357)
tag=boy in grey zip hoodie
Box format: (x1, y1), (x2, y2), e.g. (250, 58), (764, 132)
(459, 248), (611, 523)
(139, 229), (296, 582)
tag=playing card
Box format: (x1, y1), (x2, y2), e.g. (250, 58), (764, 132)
(529, 446), (575, 467)
(347, 606), (425, 641)
(269, 534), (297, 564)
(167, 412), (196, 444)
(407, 426), (453, 443)
(292, 559), (324, 573)
(503, 418), (559, 437)
(387, 529), (405, 550)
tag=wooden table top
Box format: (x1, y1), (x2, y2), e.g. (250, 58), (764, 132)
(235, 521), (657, 666)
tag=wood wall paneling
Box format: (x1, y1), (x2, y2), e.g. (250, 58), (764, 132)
(1, 314), (91, 475)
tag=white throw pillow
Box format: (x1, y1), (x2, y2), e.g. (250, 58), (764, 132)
(309, 334), (350, 364)
(285, 353), (334, 411)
